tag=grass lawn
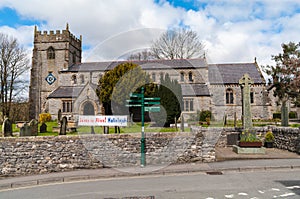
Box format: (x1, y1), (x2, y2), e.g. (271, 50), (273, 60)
(0, 121), (189, 136)
(0, 119), (298, 136)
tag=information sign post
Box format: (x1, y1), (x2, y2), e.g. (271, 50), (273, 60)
(126, 87), (160, 167)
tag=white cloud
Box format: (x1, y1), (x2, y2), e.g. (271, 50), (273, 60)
(0, 25), (34, 47)
(0, 0), (299, 67)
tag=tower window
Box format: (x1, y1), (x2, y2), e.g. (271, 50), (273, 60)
(226, 88), (234, 104)
(47, 47), (55, 59)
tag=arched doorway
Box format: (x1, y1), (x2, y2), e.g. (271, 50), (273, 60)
(83, 102), (95, 115)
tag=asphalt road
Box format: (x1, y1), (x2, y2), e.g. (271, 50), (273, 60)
(1, 170), (299, 199)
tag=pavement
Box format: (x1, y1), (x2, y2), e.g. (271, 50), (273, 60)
(0, 147), (299, 191)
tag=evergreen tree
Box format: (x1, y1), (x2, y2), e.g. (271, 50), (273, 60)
(264, 42), (300, 126)
(153, 73), (183, 127)
(96, 62), (154, 115)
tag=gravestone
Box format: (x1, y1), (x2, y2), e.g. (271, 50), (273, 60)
(234, 112), (237, 127)
(223, 114), (227, 126)
(29, 119), (38, 136)
(57, 109), (62, 124)
(2, 117), (13, 137)
(59, 116), (67, 135)
(180, 113), (185, 132)
(20, 122), (31, 136)
(239, 74), (254, 131)
(40, 122), (47, 133)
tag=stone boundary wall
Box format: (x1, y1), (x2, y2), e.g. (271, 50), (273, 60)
(271, 127), (300, 153)
(215, 126), (300, 154)
(0, 129), (220, 177)
(0, 126), (298, 177)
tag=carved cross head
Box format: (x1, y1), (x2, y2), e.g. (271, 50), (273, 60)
(239, 73), (254, 88)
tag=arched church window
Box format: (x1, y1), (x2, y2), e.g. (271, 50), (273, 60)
(47, 47), (55, 59)
(188, 72), (193, 82)
(80, 74), (85, 84)
(250, 89), (254, 104)
(160, 72), (164, 80)
(226, 88), (234, 104)
(72, 75), (77, 84)
(152, 73), (156, 82)
(180, 72), (185, 82)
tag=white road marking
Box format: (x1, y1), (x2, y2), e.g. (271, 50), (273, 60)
(271, 188), (280, 191)
(279, 192), (296, 197)
(286, 185), (300, 189)
(225, 194), (234, 198)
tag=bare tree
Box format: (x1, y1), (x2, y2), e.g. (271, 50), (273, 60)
(151, 28), (204, 59)
(127, 50), (155, 61)
(0, 33), (30, 120)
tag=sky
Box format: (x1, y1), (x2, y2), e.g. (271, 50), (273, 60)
(0, 0), (300, 66)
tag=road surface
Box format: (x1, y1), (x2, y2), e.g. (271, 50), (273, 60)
(0, 170), (299, 199)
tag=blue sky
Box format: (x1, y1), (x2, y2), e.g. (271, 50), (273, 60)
(0, 7), (42, 27)
(0, 0), (300, 65)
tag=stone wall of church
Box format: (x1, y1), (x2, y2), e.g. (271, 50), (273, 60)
(210, 84), (273, 120)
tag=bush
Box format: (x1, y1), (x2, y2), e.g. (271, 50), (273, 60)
(39, 113), (52, 123)
(289, 111), (297, 119)
(199, 110), (212, 122)
(265, 130), (275, 142)
(273, 112), (281, 119)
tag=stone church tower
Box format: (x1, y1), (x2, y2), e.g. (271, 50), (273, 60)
(29, 24), (82, 119)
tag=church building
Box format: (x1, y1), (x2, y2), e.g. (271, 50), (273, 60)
(29, 25), (275, 122)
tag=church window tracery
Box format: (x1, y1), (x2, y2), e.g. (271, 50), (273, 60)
(47, 47), (55, 59)
(226, 88), (234, 104)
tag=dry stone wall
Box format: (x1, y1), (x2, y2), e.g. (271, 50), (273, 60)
(215, 126), (300, 154)
(271, 127), (300, 153)
(0, 129), (219, 177)
(1, 126), (298, 177)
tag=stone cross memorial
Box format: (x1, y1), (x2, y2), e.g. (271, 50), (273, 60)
(239, 73), (254, 131)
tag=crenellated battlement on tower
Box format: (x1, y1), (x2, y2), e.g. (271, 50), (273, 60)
(34, 24), (82, 49)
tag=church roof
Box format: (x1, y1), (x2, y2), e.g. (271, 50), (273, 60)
(208, 63), (265, 84)
(65, 59), (207, 72)
(181, 84), (210, 96)
(48, 84), (210, 98)
(47, 86), (84, 98)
